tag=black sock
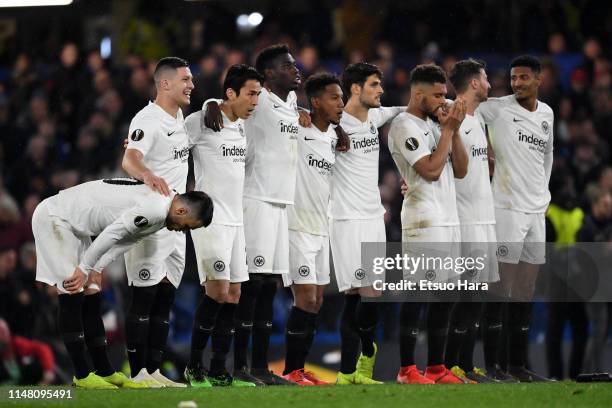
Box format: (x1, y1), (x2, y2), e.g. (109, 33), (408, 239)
(459, 303), (483, 371)
(302, 312), (318, 368)
(426, 302), (452, 366)
(283, 306), (313, 375)
(146, 283), (175, 374)
(356, 300), (378, 357)
(251, 276), (277, 369)
(82, 293), (114, 376)
(399, 302), (422, 367)
(189, 294), (223, 368)
(234, 278), (261, 369)
(445, 302), (481, 368)
(210, 302), (237, 376)
(58, 293), (90, 379)
(125, 285), (157, 377)
(508, 302), (532, 367)
(482, 302), (503, 368)
(340, 294), (360, 374)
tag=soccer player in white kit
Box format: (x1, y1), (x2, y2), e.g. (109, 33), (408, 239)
(332, 63), (404, 385)
(478, 56), (554, 382)
(387, 64), (468, 384)
(281, 73), (344, 385)
(121, 57), (193, 387)
(443, 59), (507, 383)
(202, 44), (302, 385)
(182, 64), (262, 388)
(32, 179), (212, 389)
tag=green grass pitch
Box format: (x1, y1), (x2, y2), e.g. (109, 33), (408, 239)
(2, 382), (612, 408)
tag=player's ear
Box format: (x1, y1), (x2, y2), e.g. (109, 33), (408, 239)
(226, 88), (237, 101)
(350, 83), (361, 98)
(310, 96), (320, 110)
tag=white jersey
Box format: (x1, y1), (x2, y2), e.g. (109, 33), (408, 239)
(244, 88), (299, 204)
(477, 95), (554, 213)
(185, 109), (245, 226)
(388, 112), (459, 229)
(127, 102), (189, 193)
(329, 107), (403, 220)
(288, 124), (336, 236)
(45, 178), (172, 273)
(454, 113), (495, 225)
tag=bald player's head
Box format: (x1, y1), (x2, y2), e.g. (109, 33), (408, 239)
(153, 57), (193, 107)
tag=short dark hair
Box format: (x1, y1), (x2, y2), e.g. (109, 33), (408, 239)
(449, 59), (486, 94)
(255, 44), (290, 78)
(222, 64), (264, 99)
(409, 64), (447, 86)
(153, 57), (189, 82)
(180, 191), (214, 227)
(510, 55), (541, 73)
(305, 72), (342, 107)
(342, 63), (383, 97)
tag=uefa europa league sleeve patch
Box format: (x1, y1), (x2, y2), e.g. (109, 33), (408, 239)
(134, 216), (149, 227)
(131, 129), (144, 141)
(405, 137), (419, 151)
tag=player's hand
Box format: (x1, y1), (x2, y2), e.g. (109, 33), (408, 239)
(63, 267), (87, 294)
(123, 137), (128, 149)
(143, 171), (171, 196)
(298, 109), (312, 127)
(335, 125), (350, 152)
(41, 370), (55, 385)
(438, 99), (466, 132)
(401, 179), (408, 196)
(202, 101), (223, 132)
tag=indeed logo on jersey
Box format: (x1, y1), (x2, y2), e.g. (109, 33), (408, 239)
(351, 136), (379, 151)
(306, 153), (333, 175)
(173, 146), (190, 162)
(471, 145), (488, 159)
(516, 130), (547, 152)
(278, 120), (299, 139)
(220, 144), (246, 157)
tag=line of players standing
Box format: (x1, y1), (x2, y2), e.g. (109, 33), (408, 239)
(81, 46), (554, 387)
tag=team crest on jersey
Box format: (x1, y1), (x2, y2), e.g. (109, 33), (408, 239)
(254, 255), (265, 267)
(425, 269), (436, 281)
(237, 123), (245, 138)
(134, 216), (148, 228)
(541, 121), (550, 135)
(139, 269), (150, 280)
(369, 122), (376, 134)
(298, 265), (310, 277)
(214, 260), (225, 272)
(405, 137), (419, 151)
(131, 129), (144, 141)
(496, 245), (509, 258)
(355, 268), (366, 280)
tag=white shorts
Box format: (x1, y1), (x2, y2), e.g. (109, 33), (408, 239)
(124, 228), (186, 288)
(191, 223), (248, 284)
(494, 208), (545, 265)
(330, 217), (386, 292)
(32, 200), (92, 294)
(243, 197), (289, 274)
(402, 225), (461, 283)
(459, 224), (499, 283)
(283, 230), (330, 287)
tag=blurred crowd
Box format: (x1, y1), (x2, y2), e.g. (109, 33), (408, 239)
(1, 4), (612, 383)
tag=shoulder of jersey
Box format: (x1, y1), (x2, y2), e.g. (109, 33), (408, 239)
(134, 106), (163, 124)
(538, 100), (554, 115)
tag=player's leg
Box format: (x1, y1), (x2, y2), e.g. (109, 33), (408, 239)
(283, 231), (328, 385)
(146, 233), (186, 387)
(83, 274), (145, 388)
(396, 302), (433, 384)
(186, 225), (231, 386)
(507, 213), (550, 381)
